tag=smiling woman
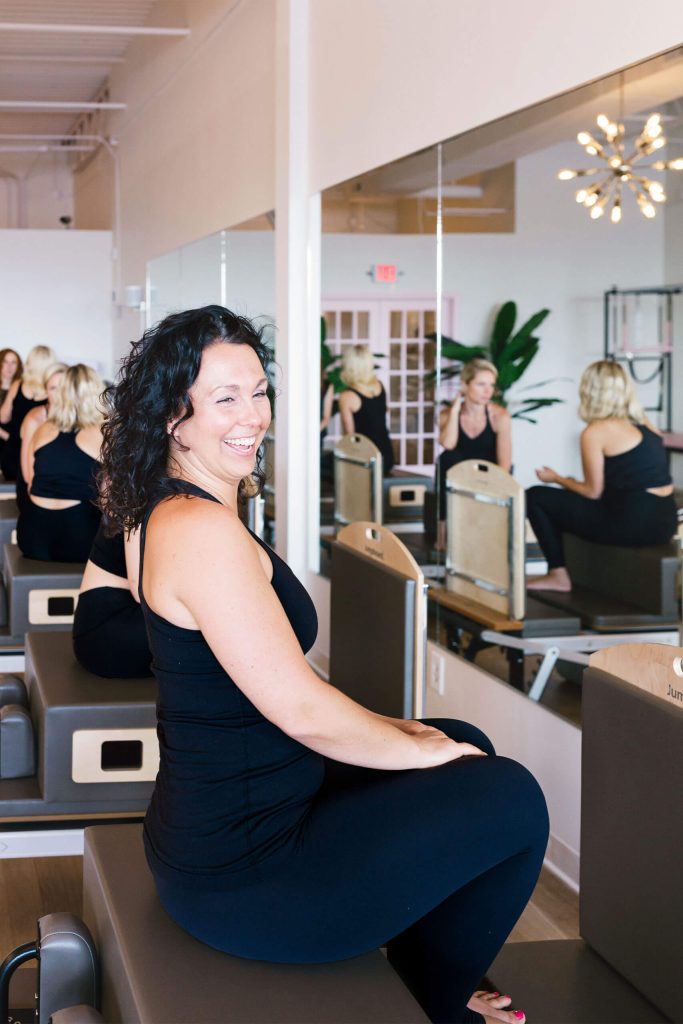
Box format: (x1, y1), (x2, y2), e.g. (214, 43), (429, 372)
(99, 304), (548, 1024)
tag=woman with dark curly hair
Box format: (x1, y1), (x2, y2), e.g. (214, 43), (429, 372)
(100, 304), (547, 1024)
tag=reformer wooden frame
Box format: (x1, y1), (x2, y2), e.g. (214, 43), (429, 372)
(445, 460), (526, 622)
(333, 434), (383, 526)
(336, 521), (426, 718)
(590, 642), (683, 709)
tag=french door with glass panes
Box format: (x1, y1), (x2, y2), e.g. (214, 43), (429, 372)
(322, 298), (454, 473)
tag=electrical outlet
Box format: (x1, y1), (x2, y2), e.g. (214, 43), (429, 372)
(429, 651), (445, 696)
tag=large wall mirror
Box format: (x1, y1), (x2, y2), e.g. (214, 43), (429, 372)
(147, 213), (276, 541)
(318, 47), (683, 726)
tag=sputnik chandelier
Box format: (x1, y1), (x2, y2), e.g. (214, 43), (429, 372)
(557, 111), (683, 223)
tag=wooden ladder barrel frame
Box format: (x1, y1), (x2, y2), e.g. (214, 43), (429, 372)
(445, 459), (526, 622)
(334, 434), (383, 527)
(336, 521), (426, 718)
(589, 642), (683, 709)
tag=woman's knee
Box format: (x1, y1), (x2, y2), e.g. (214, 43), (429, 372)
(495, 757), (549, 843)
(423, 718), (496, 757)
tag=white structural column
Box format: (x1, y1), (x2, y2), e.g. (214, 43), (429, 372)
(274, 0), (317, 578)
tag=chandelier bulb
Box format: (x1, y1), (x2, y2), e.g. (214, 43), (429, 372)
(590, 204), (605, 219)
(611, 202), (622, 224)
(575, 188), (588, 203)
(558, 169), (578, 180)
(585, 192), (600, 207)
(667, 157), (683, 171)
(596, 114), (610, 130)
(577, 131), (591, 145)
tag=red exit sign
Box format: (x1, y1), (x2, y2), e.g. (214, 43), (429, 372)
(373, 263), (398, 283)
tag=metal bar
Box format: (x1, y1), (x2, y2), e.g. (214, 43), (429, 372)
(527, 646), (561, 702)
(0, 941), (38, 1022)
(0, 100), (126, 110)
(0, 133), (110, 141)
(0, 22), (190, 36)
(445, 485), (510, 508)
(334, 451), (376, 470)
(447, 567), (508, 598)
(480, 629), (680, 652)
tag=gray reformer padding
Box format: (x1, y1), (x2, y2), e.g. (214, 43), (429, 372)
(382, 471), (434, 524)
(0, 673), (27, 707)
(491, 661), (682, 1022)
(3, 542), (84, 642)
(0, 631), (158, 817)
(82, 825), (428, 1024)
(0, 703), (34, 778)
(532, 536), (679, 629)
(37, 913), (100, 1024)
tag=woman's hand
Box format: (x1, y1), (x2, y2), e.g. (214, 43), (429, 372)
(535, 465), (558, 484)
(412, 729), (486, 767)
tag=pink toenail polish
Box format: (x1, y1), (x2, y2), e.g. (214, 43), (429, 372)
(514, 1013), (525, 1020)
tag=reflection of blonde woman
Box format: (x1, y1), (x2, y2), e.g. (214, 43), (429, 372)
(338, 344), (394, 473)
(0, 344), (56, 480)
(18, 364), (105, 563)
(436, 358), (512, 550)
(17, 362), (67, 509)
(527, 360), (676, 591)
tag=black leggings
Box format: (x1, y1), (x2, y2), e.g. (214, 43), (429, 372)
(152, 719), (549, 1024)
(73, 586), (153, 678)
(526, 485), (677, 569)
(17, 500), (101, 563)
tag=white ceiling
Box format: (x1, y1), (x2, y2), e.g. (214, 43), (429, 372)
(0, 0), (168, 177)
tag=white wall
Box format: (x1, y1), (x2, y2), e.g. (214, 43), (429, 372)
(0, 166), (74, 230)
(322, 139), (666, 487)
(309, 0), (683, 191)
(0, 230), (113, 376)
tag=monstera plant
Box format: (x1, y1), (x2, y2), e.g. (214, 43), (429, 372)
(428, 301), (563, 423)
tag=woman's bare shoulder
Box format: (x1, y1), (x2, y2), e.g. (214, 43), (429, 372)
(32, 419), (58, 448)
(489, 402), (510, 426)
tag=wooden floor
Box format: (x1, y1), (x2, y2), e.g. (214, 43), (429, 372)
(0, 855), (578, 955)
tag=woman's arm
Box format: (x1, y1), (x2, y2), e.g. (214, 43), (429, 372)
(438, 397), (462, 449)
(146, 502), (483, 770)
(0, 380), (19, 425)
(124, 527), (142, 602)
(338, 390), (359, 436)
(493, 406), (512, 472)
(536, 426), (605, 499)
(320, 384), (334, 432)
(19, 408), (43, 485)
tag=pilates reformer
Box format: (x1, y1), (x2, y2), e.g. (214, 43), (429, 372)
(0, 631), (157, 824)
(332, 432), (434, 532)
(0, 542), (85, 646)
(428, 460), (680, 698)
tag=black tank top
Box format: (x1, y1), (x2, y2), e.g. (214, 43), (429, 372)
(438, 406), (498, 472)
(348, 385), (394, 473)
(141, 480), (324, 890)
(31, 431), (99, 502)
(88, 522), (127, 578)
(603, 423), (672, 492)
(1, 387), (47, 479)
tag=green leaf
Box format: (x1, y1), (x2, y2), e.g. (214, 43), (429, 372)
(425, 333), (487, 363)
(491, 302), (517, 359)
(513, 308), (550, 342)
(320, 315), (327, 345)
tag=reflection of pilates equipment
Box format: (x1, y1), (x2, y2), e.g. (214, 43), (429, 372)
(69, 823), (427, 1023)
(1, 543), (84, 644)
(0, 631), (157, 817)
(491, 643), (683, 1022)
(428, 461), (680, 696)
(330, 522), (426, 718)
(334, 433), (383, 525)
(332, 434), (434, 529)
(0, 913), (100, 1024)
(0, 498), (17, 547)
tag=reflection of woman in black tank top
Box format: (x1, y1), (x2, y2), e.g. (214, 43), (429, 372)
(0, 345), (55, 481)
(17, 364), (104, 563)
(97, 306), (547, 1024)
(338, 344), (394, 474)
(527, 360), (677, 592)
(436, 358), (512, 549)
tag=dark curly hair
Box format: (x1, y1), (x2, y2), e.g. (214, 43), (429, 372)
(99, 305), (274, 532)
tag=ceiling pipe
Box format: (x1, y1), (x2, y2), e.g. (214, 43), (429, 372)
(0, 54), (125, 63)
(0, 145), (95, 152)
(0, 134), (107, 141)
(0, 100), (126, 110)
(0, 22), (190, 36)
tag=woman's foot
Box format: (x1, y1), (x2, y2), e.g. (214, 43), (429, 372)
(527, 567), (571, 592)
(467, 990), (525, 1023)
